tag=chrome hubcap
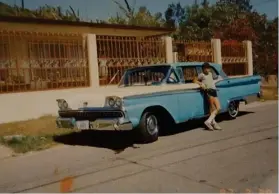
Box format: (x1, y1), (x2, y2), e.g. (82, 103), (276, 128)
(228, 102), (238, 117)
(146, 115), (158, 135)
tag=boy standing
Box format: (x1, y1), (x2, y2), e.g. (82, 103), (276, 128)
(194, 62), (222, 131)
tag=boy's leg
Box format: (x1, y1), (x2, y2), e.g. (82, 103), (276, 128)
(212, 97), (222, 130)
(209, 101), (217, 124)
(204, 96), (216, 130)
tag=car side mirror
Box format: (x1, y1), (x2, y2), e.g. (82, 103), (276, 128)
(217, 75), (223, 80)
(167, 77), (176, 84)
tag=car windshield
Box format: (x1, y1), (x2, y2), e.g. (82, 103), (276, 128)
(118, 65), (171, 87)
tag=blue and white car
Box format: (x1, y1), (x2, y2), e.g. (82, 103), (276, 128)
(56, 62), (262, 143)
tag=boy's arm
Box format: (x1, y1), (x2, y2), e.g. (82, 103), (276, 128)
(193, 73), (203, 85)
(193, 76), (205, 89)
(193, 77), (202, 85)
(193, 74), (205, 90)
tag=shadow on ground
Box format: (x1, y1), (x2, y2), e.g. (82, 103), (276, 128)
(53, 111), (254, 153)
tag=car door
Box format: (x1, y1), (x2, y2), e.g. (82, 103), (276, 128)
(177, 66), (205, 122)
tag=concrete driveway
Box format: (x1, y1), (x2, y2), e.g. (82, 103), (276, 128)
(0, 101), (278, 193)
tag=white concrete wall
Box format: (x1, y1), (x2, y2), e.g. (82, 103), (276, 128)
(87, 34), (100, 88)
(173, 52), (178, 63)
(0, 88), (91, 123)
(0, 33), (102, 124)
(0, 86), (120, 123)
(243, 40), (253, 75)
(211, 39), (222, 65)
(164, 36), (173, 63)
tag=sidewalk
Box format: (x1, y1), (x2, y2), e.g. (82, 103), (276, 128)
(0, 146), (13, 160)
(0, 145), (117, 192)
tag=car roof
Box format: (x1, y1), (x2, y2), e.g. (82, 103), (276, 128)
(125, 62), (221, 71)
(126, 64), (171, 71)
(170, 62), (221, 68)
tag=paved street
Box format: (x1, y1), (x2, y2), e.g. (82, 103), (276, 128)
(0, 101), (278, 193)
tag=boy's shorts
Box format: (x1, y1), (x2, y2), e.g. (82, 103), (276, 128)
(205, 89), (217, 97)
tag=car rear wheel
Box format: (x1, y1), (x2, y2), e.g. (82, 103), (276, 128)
(135, 112), (159, 143)
(227, 101), (239, 119)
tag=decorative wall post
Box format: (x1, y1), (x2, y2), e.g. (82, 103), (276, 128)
(243, 40), (253, 75)
(173, 52), (178, 63)
(87, 34), (99, 88)
(211, 39), (222, 65)
(164, 36), (174, 63)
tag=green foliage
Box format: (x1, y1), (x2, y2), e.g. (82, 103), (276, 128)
(164, 2), (185, 28)
(108, 0), (165, 27)
(164, 0), (277, 75)
(0, 0), (277, 75)
(0, 2), (80, 21)
(0, 135), (54, 153)
(218, 0), (253, 12)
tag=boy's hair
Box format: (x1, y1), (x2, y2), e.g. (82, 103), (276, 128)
(202, 62), (210, 69)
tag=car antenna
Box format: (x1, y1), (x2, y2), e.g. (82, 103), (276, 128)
(108, 70), (120, 85)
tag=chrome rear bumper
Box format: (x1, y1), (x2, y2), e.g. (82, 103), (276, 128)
(244, 92), (262, 104)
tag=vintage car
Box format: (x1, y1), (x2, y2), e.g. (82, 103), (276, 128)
(56, 62), (262, 143)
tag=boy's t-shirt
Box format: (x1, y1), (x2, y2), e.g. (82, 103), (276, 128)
(198, 72), (216, 89)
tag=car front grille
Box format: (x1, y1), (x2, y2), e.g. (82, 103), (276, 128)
(58, 110), (124, 120)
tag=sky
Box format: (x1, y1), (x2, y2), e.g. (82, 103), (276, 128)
(1, 0), (278, 21)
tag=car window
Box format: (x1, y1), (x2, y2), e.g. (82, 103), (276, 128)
(181, 66), (198, 83)
(197, 66), (219, 80)
(167, 70), (179, 84)
(119, 66), (170, 87)
(209, 67), (219, 80)
(176, 67), (184, 81)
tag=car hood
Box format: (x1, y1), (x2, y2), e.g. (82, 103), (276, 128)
(64, 83), (200, 109)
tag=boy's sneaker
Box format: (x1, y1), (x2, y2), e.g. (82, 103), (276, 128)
(212, 122), (222, 130)
(204, 121), (214, 131)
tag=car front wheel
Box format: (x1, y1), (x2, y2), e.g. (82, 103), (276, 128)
(135, 112), (159, 143)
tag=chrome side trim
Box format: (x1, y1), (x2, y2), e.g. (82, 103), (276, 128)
(226, 93), (260, 106)
(124, 87), (201, 100)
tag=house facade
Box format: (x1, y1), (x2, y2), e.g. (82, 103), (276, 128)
(0, 16), (175, 123)
(0, 16), (173, 94)
(0, 16), (252, 123)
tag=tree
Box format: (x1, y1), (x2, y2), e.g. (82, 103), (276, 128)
(108, 0), (165, 27)
(0, 2), (80, 21)
(167, 0), (277, 76)
(171, 1), (260, 41)
(221, 18), (256, 41)
(175, 4), (213, 40)
(107, 13), (127, 24)
(130, 6), (165, 27)
(201, 0), (209, 7)
(253, 16), (278, 75)
(217, 0), (253, 12)
(164, 3), (185, 28)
